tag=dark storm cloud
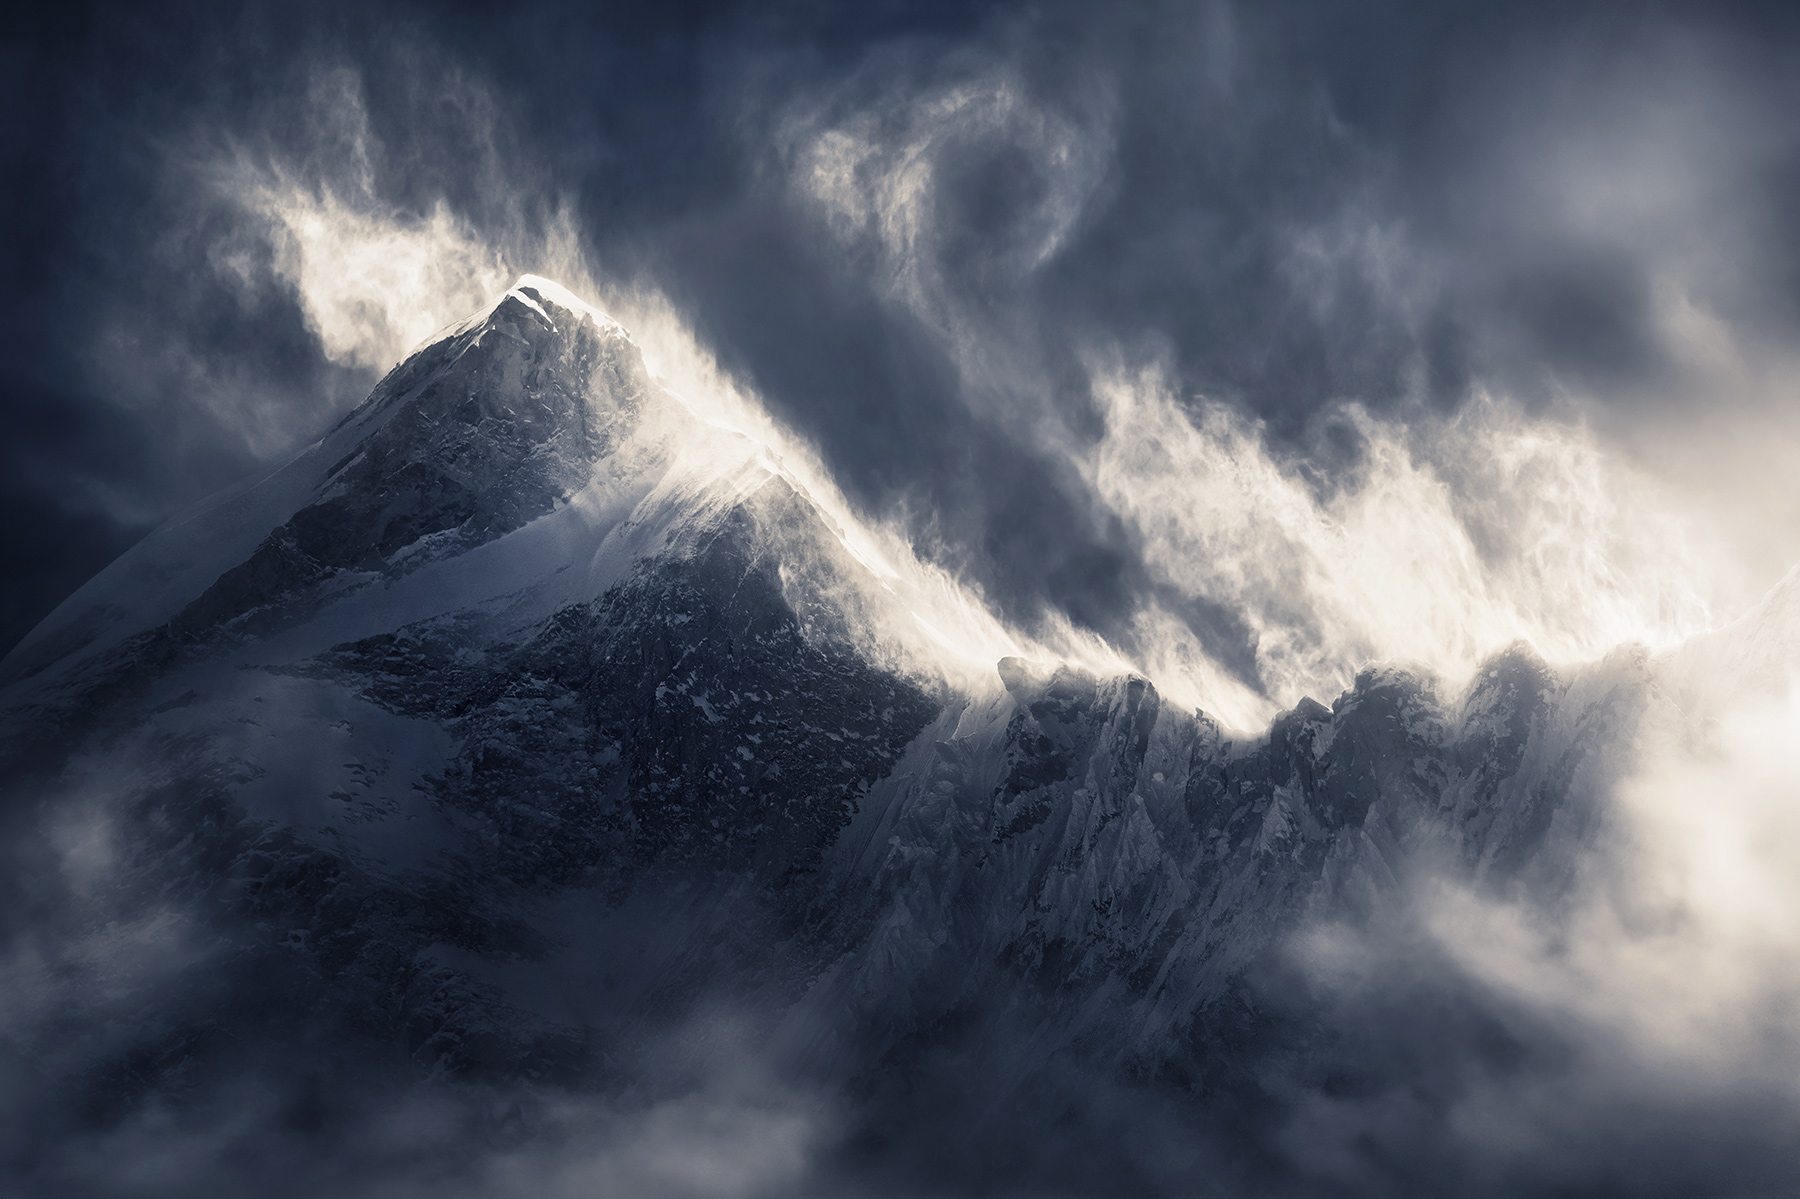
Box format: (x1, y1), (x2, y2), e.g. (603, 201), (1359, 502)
(10, 0), (1800, 674)
(636, 0), (1798, 696)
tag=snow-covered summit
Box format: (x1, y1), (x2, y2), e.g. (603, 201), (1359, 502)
(0, 275), (653, 691)
(509, 273), (627, 333)
(412, 273), (629, 361)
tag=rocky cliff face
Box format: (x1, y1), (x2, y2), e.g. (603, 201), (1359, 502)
(0, 277), (1771, 1196)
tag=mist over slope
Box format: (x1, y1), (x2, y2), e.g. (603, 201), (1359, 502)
(3, 275), (1799, 1197)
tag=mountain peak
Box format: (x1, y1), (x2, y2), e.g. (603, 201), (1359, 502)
(418, 274), (628, 359)
(508, 274), (622, 331)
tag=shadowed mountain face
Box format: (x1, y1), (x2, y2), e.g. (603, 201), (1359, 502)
(0, 279), (1787, 1197)
(179, 287), (650, 630)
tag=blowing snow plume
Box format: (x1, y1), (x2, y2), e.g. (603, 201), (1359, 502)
(201, 60), (1729, 727)
(774, 59), (1720, 723)
(8, 5), (1800, 1197)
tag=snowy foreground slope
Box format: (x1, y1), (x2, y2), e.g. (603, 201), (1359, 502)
(4, 279), (1797, 1197)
